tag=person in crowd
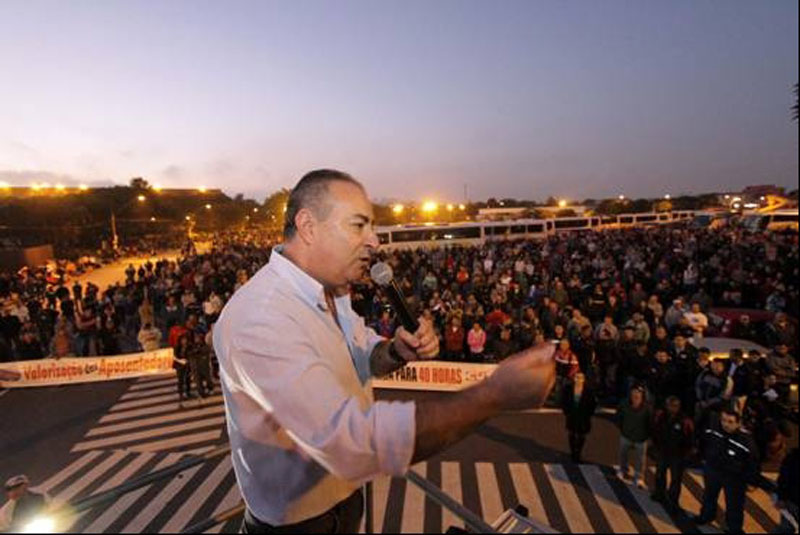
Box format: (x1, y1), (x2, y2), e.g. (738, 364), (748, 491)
(15, 330), (44, 360)
(173, 334), (193, 402)
(137, 322), (162, 352)
(74, 300), (98, 356)
(651, 396), (694, 514)
(49, 319), (75, 358)
(467, 322), (487, 362)
(766, 313), (796, 354)
(616, 385), (651, 489)
(189, 330), (214, 397)
(554, 338), (580, 401)
(731, 314), (758, 343)
(766, 343), (797, 403)
(727, 349), (753, 414)
(443, 315), (465, 361)
(694, 406), (759, 534)
(647, 349), (679, 408)
(684, 302), (709, 339)
(98, 304), (120, 356)
(773, 447), (798, 534)
(695, 357), (734, 434)
(561, 372), (598, 463)
(0, 475), (49, 533)
(491, 326), (518, 362)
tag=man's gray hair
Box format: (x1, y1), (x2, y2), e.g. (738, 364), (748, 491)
(283, 169), (363, 240)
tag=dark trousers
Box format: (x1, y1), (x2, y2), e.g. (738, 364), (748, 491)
(568, 432), (587, 463)
(241, 489), (363, 534)
(699, 469), (746, 534)
(176, 366), (191, 398)
(654, 456), (685, 509)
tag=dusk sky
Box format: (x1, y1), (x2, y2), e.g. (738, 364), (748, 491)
(1, 0), (797, 203)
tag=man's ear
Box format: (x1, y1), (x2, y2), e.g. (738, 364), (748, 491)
(294, 208), (316, 245)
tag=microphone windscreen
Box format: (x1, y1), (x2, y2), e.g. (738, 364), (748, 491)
(370, 262), (394, 286)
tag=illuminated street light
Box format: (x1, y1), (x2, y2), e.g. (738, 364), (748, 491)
(150, 216), (156, 222)
(79, 184), (89, 191)
(446, 204), (454, 212)
(55, 184), (65, 191)
(205, 203), (212, 210)
(22, 516), (55, 533)
(724, 194), (730, 199)
(153, 184), (163, 192)
(198, 186), (207, 193)
(185, 215), (191, 221)
(0, 181), (10, 189)
(137, 195), (146, 202)
(253, 207), (259, 213)
(392, 203), (404, 215)
(618, 195), (625, 201)
(458, 204), (466, 210)
(760, 196), (766, 201)
(558, 199), (568, 208)
(664, 194), (671, 200)
(421, 201), (438, 213)
(31, 183), (42, 191)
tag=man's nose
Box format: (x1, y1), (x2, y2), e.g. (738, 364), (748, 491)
(365, 228), (380, 249)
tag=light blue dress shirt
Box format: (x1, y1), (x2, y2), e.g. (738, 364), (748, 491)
(214, 247), (416, 525)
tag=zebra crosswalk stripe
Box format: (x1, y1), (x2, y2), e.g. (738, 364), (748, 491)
(119, 386), (177, 400)
(401, 463), (427, 533)
(580, 464), (638, 533)
(81, 453), (184, 533)
(508, 462), (548, 528)
(544, 464), (594, 533)
(72, 416), (225, 452)
(34, 447), (786, 534)
(86, 404), (226, 437)
(39, 451), (103, 493)
(476, 462), (505, 523)
(161, 456), (233, 532)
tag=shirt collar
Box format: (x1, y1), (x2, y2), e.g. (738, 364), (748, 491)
(268, 246), (329, 311)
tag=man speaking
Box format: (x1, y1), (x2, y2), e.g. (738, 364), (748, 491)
(214, 169), (555, 533)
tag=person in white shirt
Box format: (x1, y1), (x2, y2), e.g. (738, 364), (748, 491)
(684, 303), (709, 339)
(0, 475), (49, 533)
(214, 170), (555, 533)
(137, 322), (162, 352)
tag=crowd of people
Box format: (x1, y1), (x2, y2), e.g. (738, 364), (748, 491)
(1, 222), (798, 531)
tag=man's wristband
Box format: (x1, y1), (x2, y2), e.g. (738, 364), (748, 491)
(388, 339), (407, 365)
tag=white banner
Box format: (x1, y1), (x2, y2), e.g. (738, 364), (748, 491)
(0, 348), (175, 388)
(372, 360), (498, 392)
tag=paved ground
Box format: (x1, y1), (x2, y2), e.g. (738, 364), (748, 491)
(0, 379), (791, 534)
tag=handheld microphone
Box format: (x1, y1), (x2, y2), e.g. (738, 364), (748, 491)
(370, 262), (419, 333)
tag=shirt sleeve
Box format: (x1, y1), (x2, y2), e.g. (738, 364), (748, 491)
(230, 315), (416, 483)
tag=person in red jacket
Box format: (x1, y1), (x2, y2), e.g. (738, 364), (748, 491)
(443, 316), (465, 361)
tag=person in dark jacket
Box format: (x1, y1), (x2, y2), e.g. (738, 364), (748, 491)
(695, 357), (732, 435)
(647, 350), (680, 408)
(774, 447), (798, 534)
(561, 372), (598, 463)
(694, 406), (759, 534)
(651, 396), (695, 514)
(616, 385), (652, 489)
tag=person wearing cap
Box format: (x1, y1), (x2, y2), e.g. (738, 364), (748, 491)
(0, 475), (49, 533)
(213, 170), (555, 533)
